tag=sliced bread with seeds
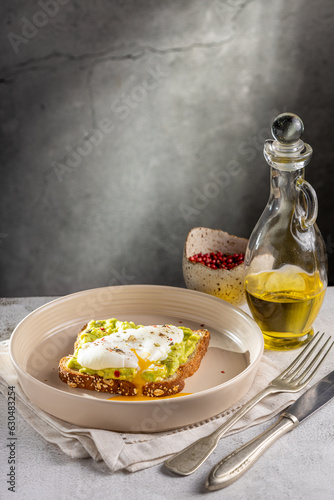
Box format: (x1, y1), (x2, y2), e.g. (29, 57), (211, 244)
(58, 318), (210, 397)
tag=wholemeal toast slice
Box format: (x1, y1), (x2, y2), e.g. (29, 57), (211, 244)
(58, 320), (210, 397)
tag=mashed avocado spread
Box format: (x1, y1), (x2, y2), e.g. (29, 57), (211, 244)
(67, 318), (200, 382)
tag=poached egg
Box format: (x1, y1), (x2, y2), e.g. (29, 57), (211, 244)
(76, 325), (184, 370)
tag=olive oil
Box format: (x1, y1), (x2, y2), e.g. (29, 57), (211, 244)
(245, 267), (326, 350)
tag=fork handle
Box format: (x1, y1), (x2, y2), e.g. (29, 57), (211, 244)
(206, 413), (298, 491)
(164, 386), (274, 476)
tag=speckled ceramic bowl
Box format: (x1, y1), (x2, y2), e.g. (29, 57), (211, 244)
(182, 227), (248, 306)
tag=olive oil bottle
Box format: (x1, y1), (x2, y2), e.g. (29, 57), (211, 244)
(244, 114), (327, 350)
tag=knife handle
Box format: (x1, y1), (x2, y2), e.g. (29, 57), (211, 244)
(206, 413), (298, 491)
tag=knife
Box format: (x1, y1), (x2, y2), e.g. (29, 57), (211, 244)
(206, 369), (334, 491)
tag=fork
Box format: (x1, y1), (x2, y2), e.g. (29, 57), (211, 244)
(164, 331), (333, 476)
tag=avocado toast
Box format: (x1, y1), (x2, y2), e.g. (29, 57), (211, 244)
(59, 318), (210, 397)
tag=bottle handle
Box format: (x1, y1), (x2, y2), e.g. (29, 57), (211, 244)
(296, 178), (318, 229)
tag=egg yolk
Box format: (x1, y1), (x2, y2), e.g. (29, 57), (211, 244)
(130, 350), (153, 396)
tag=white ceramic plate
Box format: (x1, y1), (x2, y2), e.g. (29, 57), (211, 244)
(10, 285), (264, 432)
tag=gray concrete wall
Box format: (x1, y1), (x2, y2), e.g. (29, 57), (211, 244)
(1, 0), (334, 297)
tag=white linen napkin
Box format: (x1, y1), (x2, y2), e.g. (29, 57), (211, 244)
(0, 340), (299, 472)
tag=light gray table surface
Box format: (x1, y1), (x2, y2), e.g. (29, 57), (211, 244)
(1, 289), (334, 500)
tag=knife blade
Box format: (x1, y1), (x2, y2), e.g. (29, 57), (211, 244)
(207, 370), (334, 491)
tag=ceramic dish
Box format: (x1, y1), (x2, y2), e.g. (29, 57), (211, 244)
(10, 285), (264, 432)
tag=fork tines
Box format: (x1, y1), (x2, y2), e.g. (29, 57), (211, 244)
(281, 332), (334, 384)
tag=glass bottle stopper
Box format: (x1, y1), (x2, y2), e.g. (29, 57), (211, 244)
(272, 113), (304, 145)
(264, 112), (313, 170)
